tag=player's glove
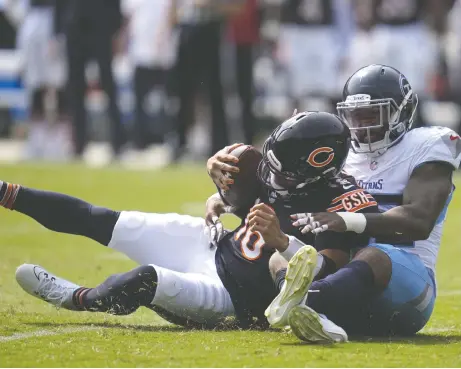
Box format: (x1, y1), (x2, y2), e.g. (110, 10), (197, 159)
(205, 193), (234, 247)
(205, 214), (225, 248)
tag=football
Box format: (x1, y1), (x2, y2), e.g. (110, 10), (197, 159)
(220, 145), (262, 210)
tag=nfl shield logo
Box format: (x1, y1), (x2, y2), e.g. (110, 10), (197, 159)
(370, 161), (378, 171)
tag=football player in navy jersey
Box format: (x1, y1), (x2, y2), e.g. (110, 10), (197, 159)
(210, 112), (379, 327)
(5, 112), (378, 330)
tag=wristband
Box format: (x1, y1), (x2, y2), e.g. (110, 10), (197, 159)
(280, 235), (305, 261)
(336, 212), (367, 234)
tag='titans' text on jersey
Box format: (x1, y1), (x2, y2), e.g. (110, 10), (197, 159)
(345, 126), (461, 272)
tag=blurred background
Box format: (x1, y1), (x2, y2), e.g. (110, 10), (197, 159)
(0, 0), (459, 169)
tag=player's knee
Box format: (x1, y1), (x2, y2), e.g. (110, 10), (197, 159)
(87, 206), (120, 246)
(354, 247), (392, 289)
(269, 252), (288, 281)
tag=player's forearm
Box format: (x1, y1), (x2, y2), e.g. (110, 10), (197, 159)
(364, 206), (432, 241)
(206, 193), (227, 216)
(207, 192), (244, 218)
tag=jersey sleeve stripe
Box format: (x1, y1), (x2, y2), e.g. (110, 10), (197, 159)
(330, 189), (364, 204)
(327, 204), (344, 212)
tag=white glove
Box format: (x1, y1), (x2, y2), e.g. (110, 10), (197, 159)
(205, 214), (227, 248)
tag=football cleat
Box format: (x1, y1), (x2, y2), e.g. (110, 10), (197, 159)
(16, 264), (80, 310)
(265, 245), (317, 328)
(288, 305), (348, 343)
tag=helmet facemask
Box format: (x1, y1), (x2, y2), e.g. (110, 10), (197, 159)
(257, 139), (321, 199)
(337, 91), (417, 155)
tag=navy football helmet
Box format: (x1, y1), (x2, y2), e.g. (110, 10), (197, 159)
(257, 111), (351, 197)
(337, 64), (418, 155)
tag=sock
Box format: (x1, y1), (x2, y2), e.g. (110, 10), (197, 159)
(313, 253), (324, 278)
(275, 268), (287, 292)
(10, 186), (120, 246)
(315, 254), (337, 280)
(0, 181), (21, 209)
(74, 265), (158, 315)
(306, 260), (376, 320)
(274, 254), (336, 293)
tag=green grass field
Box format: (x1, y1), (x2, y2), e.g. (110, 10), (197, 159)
(0, 163), (460, 367)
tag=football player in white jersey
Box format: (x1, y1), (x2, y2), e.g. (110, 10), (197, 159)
(265, 64), (461, 342)
(209, 64), (460, 342)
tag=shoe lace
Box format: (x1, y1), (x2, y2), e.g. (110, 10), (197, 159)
(35, 273), (72, 308)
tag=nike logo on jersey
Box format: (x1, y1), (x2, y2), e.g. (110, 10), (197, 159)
(450, 134), (460, 141)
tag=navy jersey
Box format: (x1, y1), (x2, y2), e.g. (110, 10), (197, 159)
(215, 177), (379, 327)
(280, 0), (334, 26)
(374, 0), (425, 25)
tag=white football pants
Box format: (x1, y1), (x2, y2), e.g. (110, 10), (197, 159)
(108, 211), (234, 325)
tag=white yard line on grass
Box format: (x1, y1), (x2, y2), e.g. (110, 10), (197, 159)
(0, 326), (98, 343)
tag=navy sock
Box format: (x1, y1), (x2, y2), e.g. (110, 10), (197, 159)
(11, 186), (120, 246)
(74, 265), (158, 315)
(306, 260), (377, 320)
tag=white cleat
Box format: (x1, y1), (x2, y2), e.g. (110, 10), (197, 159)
(265, 245), (317, 328)
(288, 305), (348, 343)
(15, 264), (80, 310)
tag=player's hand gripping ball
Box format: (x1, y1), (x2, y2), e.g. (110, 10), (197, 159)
(211, 144), (262, 211)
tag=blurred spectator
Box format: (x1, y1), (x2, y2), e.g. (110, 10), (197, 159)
(228, 0), (259, 145)
(0, 0), (16, 49)
(171, 0), (244, 161)
(371, 0), (440, 98)
(426, 0), (456, 101)
(13, 0), (70, 160)
(0, 0), (20, 138)
(277, 0), (355, 112)
(339, 1), (381, 86)
(56, 0), (126, 159)
(121, 0), (177, 151)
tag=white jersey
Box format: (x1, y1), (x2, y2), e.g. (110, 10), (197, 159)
(122, 0), (177, 68)
(344, 126), (461, 273)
